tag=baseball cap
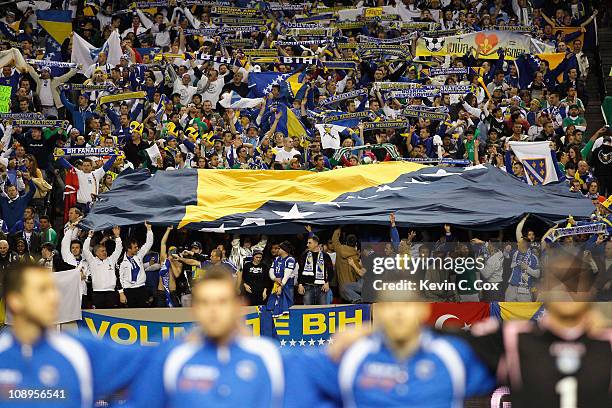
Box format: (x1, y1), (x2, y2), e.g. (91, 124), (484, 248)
(191, 241), (203, 250)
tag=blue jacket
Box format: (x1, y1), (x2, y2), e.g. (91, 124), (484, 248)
(288, 330), (495, 408)
(0, 180), (36, 230)
(60, 91), (97, 135)
(127, 335), (285, 408)
(0, 330), (144, 408)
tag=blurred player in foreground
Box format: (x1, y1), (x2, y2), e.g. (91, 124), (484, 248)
(0, 264), (143, 407)
(127, 266), (285, 408)
(467, 249), (612, 407)
(289, 288), (496, 408)
(327, 250), (612, 407)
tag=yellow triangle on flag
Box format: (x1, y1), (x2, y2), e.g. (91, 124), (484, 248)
(38, 20), (72, 45)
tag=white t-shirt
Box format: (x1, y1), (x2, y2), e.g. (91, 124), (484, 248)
(76, 167), (105, 204)
(274, 148), (301, 163)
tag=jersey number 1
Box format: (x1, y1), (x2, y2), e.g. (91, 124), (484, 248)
(555, 376), (577, 408)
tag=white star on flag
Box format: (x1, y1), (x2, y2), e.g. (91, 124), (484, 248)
(273, 204), (315, 219)
(326, 338), (335, 344)
(289, 339), (297, 347)
(421, 169), (458, 178)
(317, 338), (326, 346)
(405, 179), (431, 184)
(298, 339), (306, 347)
(313, 201), (346, 208)
(461, 323), (472, 332)
(199, 224), (234, 233)
(464, 164), (487, 171)
(308, 338), (316, 347)
(280, 339), (287, 347)
(241, 217), (266, 226)
(376, 185), (408, 192)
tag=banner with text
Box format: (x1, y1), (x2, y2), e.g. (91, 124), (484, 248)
(416, 30), (554, 60)
(77, 304), (371, 347)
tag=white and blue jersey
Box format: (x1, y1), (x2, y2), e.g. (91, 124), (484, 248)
(127, 334), (285, 408)
(288, 329), (495, 408)
(0, 330), (143, 408)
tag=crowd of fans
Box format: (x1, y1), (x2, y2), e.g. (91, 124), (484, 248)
(0, 0), (610, 313)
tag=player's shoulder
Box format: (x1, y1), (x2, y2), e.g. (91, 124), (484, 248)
(235, 335), (282, 358)
(0, 330), (14, 354)
(590, 328), (612, 344)
(337, 333), (383, 365)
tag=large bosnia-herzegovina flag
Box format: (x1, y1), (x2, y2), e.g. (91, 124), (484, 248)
(81, 163), (595, 234)
(36, 10), (73, 76)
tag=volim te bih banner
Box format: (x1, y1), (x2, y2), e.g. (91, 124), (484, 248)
(77, 304), (371, 346)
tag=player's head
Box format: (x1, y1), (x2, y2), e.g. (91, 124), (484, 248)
(545, 302), (591, 320)
(375, 289), (428, 345)
(2, 264), (59, 327)
(191, 267), (242, 342)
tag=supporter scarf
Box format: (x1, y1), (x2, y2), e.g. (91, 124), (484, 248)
(358, 34), (414, 44)
(159, 259), (174, 307)
(322, 111), (374, 123)
(275, 39), (333, 47)
(494, 25), (534, 32)
(267, 3), (304, 11)
(386, 85), (474, 97)
(98, 91), (147, 106)
(320, 89), (368, 106)
(211, 6), (258, 16)
(391, 22), (440, 30)
(182, 0), (229, 5)
(242, 49), (277, 57)
(363, 120), (408, 130)
(183, 28), (218, 36)
(337, 43), (359, 49)
(14, 119), (69, 129)
(358, 43), (411, 51)
(282, 22), (324, 29)
(402, 157), (471, 166)
(333, 21), (366, 30)
(388, 88), (440, 98)
(222, 38), (255, 48)
(26, 59), (78, 68)
(0, 113), (44, 120)
(548, 223), (607, 242)
(303, 251), (326, 284)
(420, 29), (461, 37)
(374, 82), (419, 90)
(288, 27), (337, 37)
(54, 147), (121, 157)
(358, 49), (409, 59)
(295, 13), (336, 23)
(128, 256), (140, 283)
(62, 83), (116, 92)
(281, 56), (317, 65)
(191, 52), (242, 66)
(218, 25), (266, 35)
(319, 60), (357, 70)
(212, 17), (262, 25)
(363, 14), (400, 22)
(427, 67), (471, 76)
(402, 107), (447, 121)
(435, 84), (475, 94)
(133, 0), (168, 7)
